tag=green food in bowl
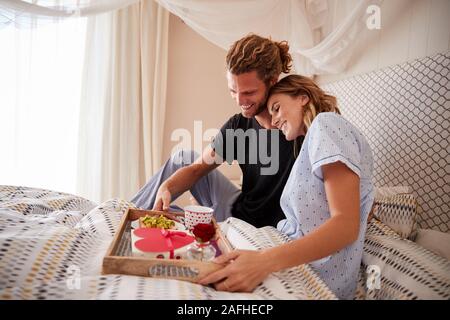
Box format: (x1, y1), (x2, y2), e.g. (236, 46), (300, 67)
(140, 214), (175, 229)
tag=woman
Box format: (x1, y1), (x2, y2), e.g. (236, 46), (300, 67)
(199, 75), (375, 300)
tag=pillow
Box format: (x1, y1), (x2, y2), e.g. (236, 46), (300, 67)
(359, 234), (450, 300)
(374, 186), (411, 199)
(415, 228), (450, 260)
(372, 193), (418, 239)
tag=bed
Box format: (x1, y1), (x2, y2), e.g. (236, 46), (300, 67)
(1, 184), (448, 300)
(1, 53), (449, 300)
(0, 185), (336, 300)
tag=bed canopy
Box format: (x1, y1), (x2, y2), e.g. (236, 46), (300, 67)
(0, 0), (382, 75)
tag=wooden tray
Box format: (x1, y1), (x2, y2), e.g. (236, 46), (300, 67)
(102, 208), (232, 282)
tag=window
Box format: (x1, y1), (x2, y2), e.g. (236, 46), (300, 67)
(0, 17), (87, 194)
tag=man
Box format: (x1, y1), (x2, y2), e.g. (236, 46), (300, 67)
(131, 34), (298, 228)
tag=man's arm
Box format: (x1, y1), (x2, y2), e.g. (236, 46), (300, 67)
(153, 146), (222, 211)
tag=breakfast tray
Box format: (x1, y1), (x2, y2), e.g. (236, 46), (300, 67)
(102, 208), (232, 283)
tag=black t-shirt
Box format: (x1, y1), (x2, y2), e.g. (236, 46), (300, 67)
(212, 113), (299, 228)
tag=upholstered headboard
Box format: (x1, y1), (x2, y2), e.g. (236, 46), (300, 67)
(322, 52), (449, 233)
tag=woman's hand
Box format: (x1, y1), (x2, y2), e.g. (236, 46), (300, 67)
(198, 249), (275, 292)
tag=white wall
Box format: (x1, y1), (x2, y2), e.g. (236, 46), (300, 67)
(317, 0), (450, 84)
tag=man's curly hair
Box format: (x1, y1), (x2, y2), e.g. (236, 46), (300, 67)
(226, 34), (292, 84)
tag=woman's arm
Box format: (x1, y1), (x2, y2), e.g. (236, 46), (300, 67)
(265, 161), (360, 271)
(198, 161), (361, 292)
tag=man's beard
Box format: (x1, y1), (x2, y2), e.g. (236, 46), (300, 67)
(253, 89), (270, 116)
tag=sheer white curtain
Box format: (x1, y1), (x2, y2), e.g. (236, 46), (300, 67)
(76, 0), (169, 203)
(156, 0), (382, 76)
(0, 15), (86, 194)
(0, 0), (169, 202)
(0, 0), (140, 26)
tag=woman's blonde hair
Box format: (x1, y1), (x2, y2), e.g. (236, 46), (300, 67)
(269, 74), (340, 156)
(269, 74), (340, 130)
(226, 34), (292, 84)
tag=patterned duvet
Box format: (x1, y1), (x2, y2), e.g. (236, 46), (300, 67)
(0, 185), (336, 300)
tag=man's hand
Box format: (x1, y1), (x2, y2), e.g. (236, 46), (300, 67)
(153, 188), (171, 211)
(152, 146), (221, 212)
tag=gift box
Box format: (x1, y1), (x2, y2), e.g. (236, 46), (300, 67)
(131, 227), (195, 259)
